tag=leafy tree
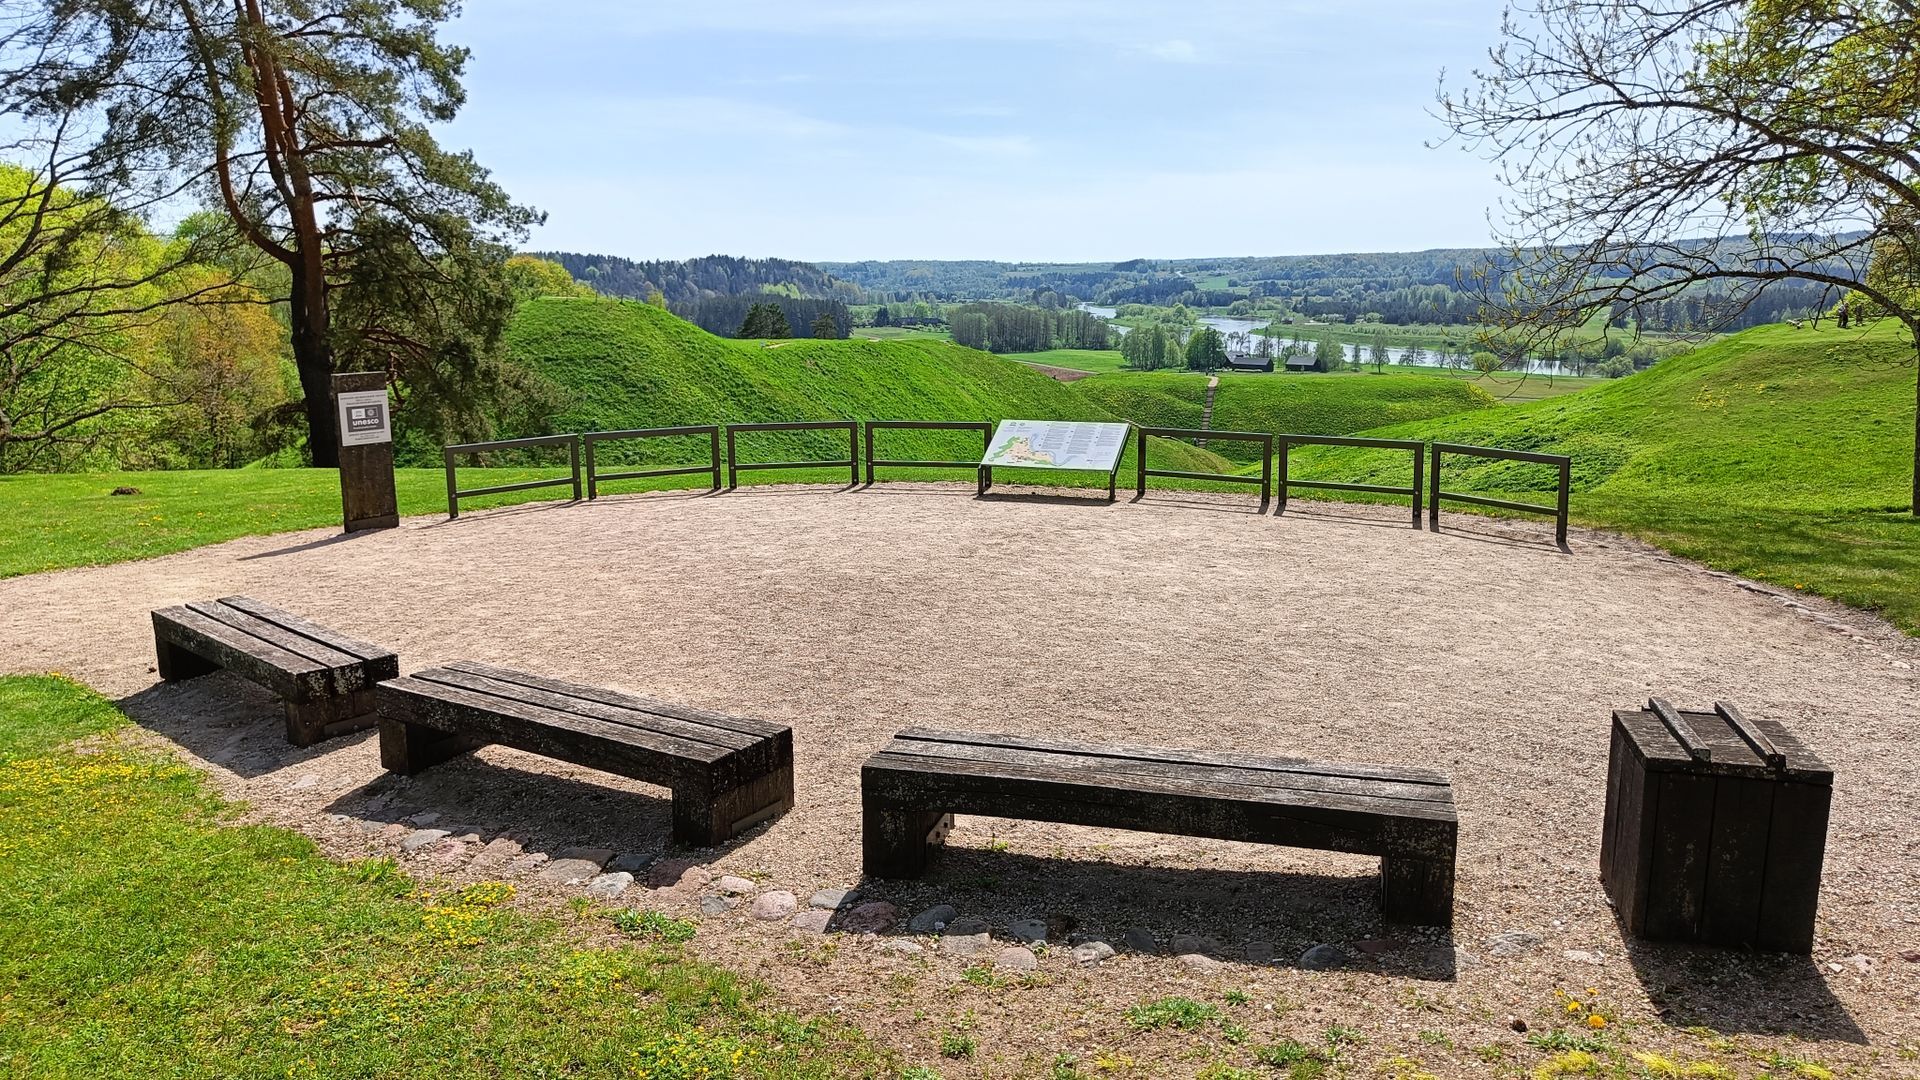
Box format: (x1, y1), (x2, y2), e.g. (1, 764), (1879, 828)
(504, 256), (594, 305)
(1471, 351), (1502, 375)
(1368, 333), (1390, 372)
(874, 305), (892, 327)
(4, 0), (539, 466)
(1440, 0), (1920, 513)
(1313, 335), (1342, 372)
(811, 312), (838, 339)
(143, 273), (290, 468)
(1185, 326), (1227, 371)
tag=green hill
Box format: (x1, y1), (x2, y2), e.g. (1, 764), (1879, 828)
(504, 296), (1233, 481)
(1070, 371), (1498, 461)
(1291, 323), (1920, 631)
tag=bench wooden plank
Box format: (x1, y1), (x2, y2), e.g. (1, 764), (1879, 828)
(218, 596), (398, 667)
(153, 605), (330, 700)
(435, 662), (765, 749)
(874, 738), (1453, 808)
(444, 660), (786, 740)
(863, 728), (1457, 925)
(185, 600), (362, 674)
(894, 727), (1450, 787)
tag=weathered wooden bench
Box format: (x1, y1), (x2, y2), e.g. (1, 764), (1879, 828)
(375, 660), (794, 847)
(862, 728), (1458, 925)
(151, 596), (399, 747)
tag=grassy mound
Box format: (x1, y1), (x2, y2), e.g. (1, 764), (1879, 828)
(506, 297), (1231, 481)
(1070, 371), (1497, 460)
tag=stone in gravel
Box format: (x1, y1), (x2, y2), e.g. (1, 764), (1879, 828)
(1299, 943), (1348, 970)
(752, 891), (798, 920)
(1170, 933), (1221, 957)
(879, 939), (924, 956)
(713, 875), (757, 896)
(1901, 949), (1920, 963)
(1440, 947), (1481, 970)
(1177, 952), (1225, 974)
(1353, 939), (1400, 955)
(1487, 931), (1542, 958)
(945, 933), (992, 957)
(908, 904), (958, 933)
(1242, 941), (1275, 965)
(607, 853), (658, 875)
(994, 947), (1038, 973)
(404, 811), (442, 827)
(809, 888), (854, 910)
(1071, 940), (1115, 965)
(1562, 949), (1604, 965)
(1122, 928), (1158, 953)
(1507, 1016), (1529, 1033)
(1008, 918), (1048, 944)
(841, 901), (898, 934)
(506, 852), (549, 877)
(700, 895), (737, 916)
(539, 857), (608, 885)
(400, 828), (450, 852)
(790, 909), (832, 933)
(587, 872), (634, 899)
(944, 915), (990, 937)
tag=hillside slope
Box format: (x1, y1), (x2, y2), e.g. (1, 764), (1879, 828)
(505, 297), (1232, 479)
(1070, 371), (1497, 461)
(1295, 323), (1920, 629)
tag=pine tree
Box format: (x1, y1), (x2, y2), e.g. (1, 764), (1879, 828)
(811, 312), (838, 339)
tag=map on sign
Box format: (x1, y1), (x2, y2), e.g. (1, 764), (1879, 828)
(982, 420), (1130, 472)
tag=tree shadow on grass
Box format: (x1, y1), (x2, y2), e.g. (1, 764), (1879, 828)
(118, 675), (363, 779)
(835, 845), (1459, 982)
(1622, 936), (1867, 1043)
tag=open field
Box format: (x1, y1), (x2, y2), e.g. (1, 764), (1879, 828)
(2, 489), (1913, 1078)
(0, 675), (878, 1078)
(1002, 348), (1127, 373)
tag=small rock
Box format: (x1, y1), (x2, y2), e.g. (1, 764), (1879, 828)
(1071, 940), (1116, 966)
(1122, 928), (1158, 953)
(944, 916), (990, 937)
(1900, 949), (1920, 963)
(400, 828), (450, 852)
(909, 904), (958, 933)
(607, 852), (658, 875)
(506, 852), (549, 877)
(109, 486), (141, 496)
(880, 939), (924, 956)
(403, 811), (442, 827)
(994, 947), (1038, 973)
(1177, 952), (1225, 974)
(945, 933), (993, 957)
(809, 888), (854, 910)
(699, 895), (737, 916)
(841, 901), (898, 934)
(1508, 1015), (1529, 1033)
(1487, 931), (1542, 958)
(1171, 933), (1221, 957)
(539, 857), (608, 885)
(1562, 949), (1605, 965)
(1443, 947), (1482, 970)
(1008, 918), (1048, 944)
(647, 859), (710, 899)
(790, 909), (832, 934)
(1242, 941), (1275, 965)
(1841, 953), (1874, 973)
(587, 872), (634, 899)
(1299, 944), (1348, 971)
(752, 890), (798, 920)
(713, 875), (757, 896)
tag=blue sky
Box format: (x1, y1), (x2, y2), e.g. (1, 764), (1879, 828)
(445, 1), (1515, 262)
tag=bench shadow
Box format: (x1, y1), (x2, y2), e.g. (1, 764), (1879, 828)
(1621, 937), (1867, 1043)
(834, 847), (1458, 982)
(324, 754), (684, 860)
(976, 489), (1117, 507)
(117, 675), (358, 778)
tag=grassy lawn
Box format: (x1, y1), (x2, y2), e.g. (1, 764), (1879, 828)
(0, 675), (879, 1079)
(1002, 348), (1127, 373)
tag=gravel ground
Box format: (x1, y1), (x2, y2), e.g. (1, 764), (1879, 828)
(4, 483), (1917, 1077)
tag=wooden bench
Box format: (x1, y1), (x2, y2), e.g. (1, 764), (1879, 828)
(862, 728), (1458, 925)
(375, 661), (794, 847)
(151, 596), (399, 747)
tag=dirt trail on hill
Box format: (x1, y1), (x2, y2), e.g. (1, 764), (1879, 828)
(3, 484), (1915, 1076)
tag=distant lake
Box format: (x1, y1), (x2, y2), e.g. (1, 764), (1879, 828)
(1078, 305), (1575, 376)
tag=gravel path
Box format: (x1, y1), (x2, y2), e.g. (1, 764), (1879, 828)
(4, 484), (1916, 1075)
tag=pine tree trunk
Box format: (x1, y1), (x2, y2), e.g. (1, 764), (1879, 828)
(290, 257), (337, 468)
(1911, 334), (1919, 516)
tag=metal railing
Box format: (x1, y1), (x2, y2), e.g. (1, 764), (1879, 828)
(724, 421), (860, 489)
(1276, 435), (1426, 525)
(584, 425), (721, 499)
(1428, 442), (1572, 545)
(443, 434), (580, 519)
(1135, 427), (1273, 502)
(864, 420), (993, 493)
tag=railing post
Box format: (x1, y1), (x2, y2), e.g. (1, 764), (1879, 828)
(444, 447), (459, 520)
(863, 423), (875, 486)
(569, 436), (582, 501)
(706, 427), (721, 490)
(584, 435), (599, 501)
(1557, 458), (1572, 546)
(1259, 434), (1272, 504)
(725, 426), (738, 489)
(1134, 426), (1148, 499)
(1275, 438), (1290, 514)
(1427, 444), (1442, 531)
(1410, 444), (1425, 527)
(849, 422), (860, 487)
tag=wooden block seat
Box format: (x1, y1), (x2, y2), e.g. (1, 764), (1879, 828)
(151, 596), (399, 747)
(862, 728), (1459, 925)
(375, 661), (794, 847)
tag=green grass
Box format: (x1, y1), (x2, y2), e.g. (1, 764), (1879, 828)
(1290, 322), (1920, 632)
(1001, 348), (1128, 373)
(0, 675), (879, 1078)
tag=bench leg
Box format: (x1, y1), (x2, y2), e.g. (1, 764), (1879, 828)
(862, 803), (953, 879)
(1380, 854), (1456, 926)
(155, 635), (219, 682)
(670, 765), (795, 848)
(378, 718), (485, 775)
(283, 689), (379, 748)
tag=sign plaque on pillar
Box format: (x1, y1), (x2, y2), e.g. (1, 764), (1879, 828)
(332, 371), (399, 532)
